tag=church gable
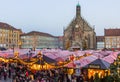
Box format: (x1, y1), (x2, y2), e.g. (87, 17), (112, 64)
(65, 18), (75, 31)
(82, 19), (93, 31)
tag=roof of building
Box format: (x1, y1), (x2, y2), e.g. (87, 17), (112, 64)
(77, 2), (80, 7)
(64, 4), (93, 32)
(84, 58), (110, 69)
(105, 28), (120, 36)
(0, 22), (21, 31)
(21, 31), (57, 37)
(33, 55), (57, 64)
(96, 36), (104, 42)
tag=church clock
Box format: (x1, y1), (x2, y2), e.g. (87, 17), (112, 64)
(75, 25), (79, 31)
(75, 25), (79, 28)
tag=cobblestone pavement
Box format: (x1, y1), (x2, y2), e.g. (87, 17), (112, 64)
(0, 77), (12, 82)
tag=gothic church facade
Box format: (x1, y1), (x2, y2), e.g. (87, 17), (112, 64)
(63, 3), (96, 50)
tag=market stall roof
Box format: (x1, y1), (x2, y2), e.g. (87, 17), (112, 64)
(64, 55), (97, 68)
(55, 57), (64, 62)
(34, 59), (45, 65)
(102, 52), (119, 63)
(43, 55), (57, 64)
(32, 55), (37, 58)
(23, 59), (34, 63)
(0, 47), (6, 51)
(84, 58), (110, 69)
(33, 55), (57, 64)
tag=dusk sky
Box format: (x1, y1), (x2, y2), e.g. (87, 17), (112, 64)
(0, 0), (120, 36)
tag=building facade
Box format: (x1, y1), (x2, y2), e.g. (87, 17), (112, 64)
(63, 3), (96, 50)
(58, 36), (64, 49)
(104, 29), (120, 50)
(0, 22), (22, 49)
(96, 36), (104, 50)
(20, 31), (60, 49)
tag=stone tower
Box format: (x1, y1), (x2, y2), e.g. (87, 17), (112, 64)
(76, 3), (81, 18)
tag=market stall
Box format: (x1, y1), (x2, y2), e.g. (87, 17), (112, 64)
(83, 58), (110, 79)
(29, 55), (57, 70)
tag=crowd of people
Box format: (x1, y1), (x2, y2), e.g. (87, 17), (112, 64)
(0, 61), (116, 82)
(0, 61), (84, 82)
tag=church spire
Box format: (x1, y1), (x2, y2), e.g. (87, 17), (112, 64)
(77, 2), (80, 6)
(76, 2), (81, 17)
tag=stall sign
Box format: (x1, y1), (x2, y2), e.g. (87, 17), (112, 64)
(89, 64), (100, 69)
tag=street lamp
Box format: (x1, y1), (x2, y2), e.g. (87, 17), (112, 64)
(28, 50), (32, 59)
(12, 44), (15, 54)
